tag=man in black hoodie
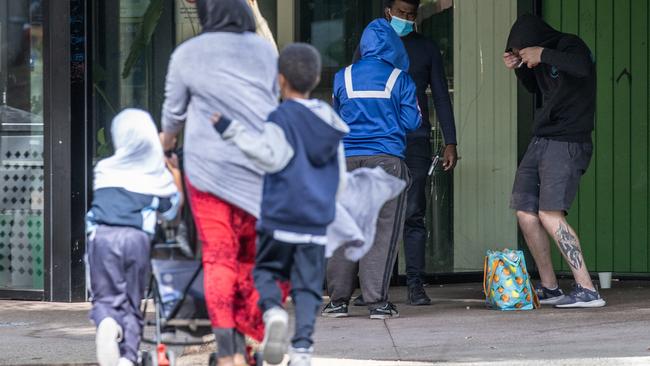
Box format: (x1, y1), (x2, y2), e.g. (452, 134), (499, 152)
(504, 14), (604, 308)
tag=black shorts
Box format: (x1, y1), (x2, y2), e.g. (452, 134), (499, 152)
(510, 137), (593, 213)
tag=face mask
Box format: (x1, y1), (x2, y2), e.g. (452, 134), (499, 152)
(389, 12), (415, 37)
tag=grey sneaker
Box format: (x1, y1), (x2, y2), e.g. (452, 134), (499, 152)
(321, 302), (349, 318)
(289, 347), (313, 366)
(369, 302), (399, 319)
(536, 285), (565, 305)
(261, 307), (289, 365)
(554, 284), (606, 308)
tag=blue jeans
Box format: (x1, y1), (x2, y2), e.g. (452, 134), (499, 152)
(254, 231), (325, 349)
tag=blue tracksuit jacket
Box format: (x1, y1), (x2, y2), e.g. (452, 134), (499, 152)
(333, 18), (422, 159)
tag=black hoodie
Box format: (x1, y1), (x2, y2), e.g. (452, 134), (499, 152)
(197, 0), (255, 33)
(507, 14), (596, 143)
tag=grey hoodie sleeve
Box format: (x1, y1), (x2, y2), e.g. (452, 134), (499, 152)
(161, 52), (190, 135)
(218, 119), (295, 174)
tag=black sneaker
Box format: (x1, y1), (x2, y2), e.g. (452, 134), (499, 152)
(554, 284), (606, 308)
(353, 295), (366, 307)
(407, 284), (432, 306)
(369, 302), (399, 319)
(536, 285), (565, 305)
(321, 301), (349, 318)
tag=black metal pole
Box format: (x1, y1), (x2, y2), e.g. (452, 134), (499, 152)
(44, 0), (72, 302)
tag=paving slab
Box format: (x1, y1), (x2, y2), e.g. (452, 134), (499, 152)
(2, 281), (650, 365)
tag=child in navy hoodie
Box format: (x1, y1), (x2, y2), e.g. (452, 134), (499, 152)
(212, 43), (348, 366)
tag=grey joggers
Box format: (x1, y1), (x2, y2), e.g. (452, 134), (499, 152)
(326, 155), (409, 309)
(88, 225), (150, 364)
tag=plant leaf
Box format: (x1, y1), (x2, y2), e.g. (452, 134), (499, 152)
(122, 0), (164, 79)
(97, 144), (112, 159)
(97, 127), (106, 145)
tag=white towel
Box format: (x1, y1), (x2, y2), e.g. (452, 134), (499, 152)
(326, 167), (407, 261)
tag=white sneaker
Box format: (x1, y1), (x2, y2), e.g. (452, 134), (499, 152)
(289, 347), (313, 366)
(261, 307), (289, 365)
(117, 358), (134, 366)
(96, 317), (122, 366)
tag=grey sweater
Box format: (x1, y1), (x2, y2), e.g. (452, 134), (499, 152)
(162, 31), (279, 217)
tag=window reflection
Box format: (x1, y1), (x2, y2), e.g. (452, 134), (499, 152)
(298, 0), (381, 101)
(0, 0), (44, 290)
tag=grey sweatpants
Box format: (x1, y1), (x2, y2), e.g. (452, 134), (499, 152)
(326, 155), (409, 309)
(88, 225), (151, 363)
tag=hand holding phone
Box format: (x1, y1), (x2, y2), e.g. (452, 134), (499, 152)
(503, 49), (523, 69)
(428, 155), (441, 176)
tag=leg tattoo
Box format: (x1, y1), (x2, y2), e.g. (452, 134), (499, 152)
(556, 223), (583, 270)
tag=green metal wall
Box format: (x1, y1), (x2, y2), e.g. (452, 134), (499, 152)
(453, 0), (519, 271)
(543, 1), (650, 273)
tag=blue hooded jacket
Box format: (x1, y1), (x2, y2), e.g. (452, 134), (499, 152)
(333, 18), (421, 159)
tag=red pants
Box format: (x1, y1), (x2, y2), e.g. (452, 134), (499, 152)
(186, 181), (264, 341)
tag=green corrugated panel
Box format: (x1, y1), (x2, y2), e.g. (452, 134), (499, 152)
(629, 0), (649, 272)
(577, 0), (598, 272)
(612, 0), (632, 272)
(543, 0), (650, 273)
(594, 0), (615, 273)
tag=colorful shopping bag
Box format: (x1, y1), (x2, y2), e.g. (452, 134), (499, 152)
(483, 249), (540, 311)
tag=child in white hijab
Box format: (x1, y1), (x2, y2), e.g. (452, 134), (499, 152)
(86, 109), (182, 366)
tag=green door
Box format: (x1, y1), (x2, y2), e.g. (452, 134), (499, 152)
(542, 0), (650, 274)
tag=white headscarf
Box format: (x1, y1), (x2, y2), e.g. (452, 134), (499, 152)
(94, 109), (177, 197)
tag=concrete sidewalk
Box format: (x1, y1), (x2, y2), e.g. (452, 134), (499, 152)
(2, 281), (650, 365)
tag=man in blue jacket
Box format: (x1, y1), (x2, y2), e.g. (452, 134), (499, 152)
(352, 0), (458, 307)
(323, 18), (421, 319)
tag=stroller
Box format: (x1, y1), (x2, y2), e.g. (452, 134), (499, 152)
(138, 225), (212, 366)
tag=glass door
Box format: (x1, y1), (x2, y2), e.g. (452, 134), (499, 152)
(0, 0), (44, 291)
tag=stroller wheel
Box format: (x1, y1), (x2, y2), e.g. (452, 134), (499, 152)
(208, 352), (217, 366)
(166, 350), (176, 366)
(140, 350), (158, 366)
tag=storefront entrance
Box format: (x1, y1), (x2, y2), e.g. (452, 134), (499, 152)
(1, 0), (460, 301)
(0, 1), (44, 292)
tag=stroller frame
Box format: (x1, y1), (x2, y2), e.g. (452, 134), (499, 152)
(142, 243), (212, 346)
(138, 243), (212, 366)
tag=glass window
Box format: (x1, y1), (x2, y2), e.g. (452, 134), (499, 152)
(92, 0), (175, 160)
(419, 4), (455, 274)
(0, 0), (44, 290)
(297, 0), (382, 101)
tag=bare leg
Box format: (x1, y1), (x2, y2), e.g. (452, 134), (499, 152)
(233, 354), (248, 366)
(217, 357), (235, 366)
(516, 211), (558, 289)
(538, 210), (595, 291)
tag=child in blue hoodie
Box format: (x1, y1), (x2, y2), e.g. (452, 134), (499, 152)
(86, 109), (182, 366)
(212, 43), (348, 366)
